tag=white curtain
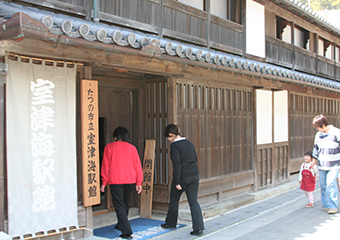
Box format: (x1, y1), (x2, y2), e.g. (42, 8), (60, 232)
(6, 57), (78, 238)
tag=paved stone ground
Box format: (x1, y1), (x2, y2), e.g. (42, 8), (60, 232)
(87, 177), (340, 240)
(155, 180), (340, 240)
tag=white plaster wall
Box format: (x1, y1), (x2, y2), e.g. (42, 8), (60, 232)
(246, 0), (265, 58)
(274, 91), (288, 143)
(256, 90), (272, 144)
(282, 25), (291, 43)
(325, 44), (332, 59)
(211, 0), (227, 19)
(178, 0), (203, 10)
(318, 39), (324, 56)
(294, 28), (305, 48)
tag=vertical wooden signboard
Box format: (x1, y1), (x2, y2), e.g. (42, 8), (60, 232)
(81, 80), (100, 207)
(140, 139), (156, 218)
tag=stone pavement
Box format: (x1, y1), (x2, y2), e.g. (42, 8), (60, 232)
(88, 174), (340, 239)
(153, 177), (340, 240)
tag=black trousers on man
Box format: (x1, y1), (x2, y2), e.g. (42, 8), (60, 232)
(109, 184), (134, 236)
(165, 174), (205, 231)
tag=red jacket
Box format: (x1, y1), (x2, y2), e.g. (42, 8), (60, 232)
(101, 141), (143, 186)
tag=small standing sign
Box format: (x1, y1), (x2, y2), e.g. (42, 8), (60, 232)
(140, 139), (156, 218)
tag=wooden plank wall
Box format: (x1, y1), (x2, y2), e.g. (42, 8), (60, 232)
(289, 93), (340, 172)
(256, 142), (288, 189)
(274, 142), (289, 184)
(98, 0), (243, 52)
(257, 144), (272, 189)
(100, 0), (159, 27)
(176, 81), (253, 179)
(294, 47), (316, 74)
(266, 36), (340, 81)
(144, 79), (168, 211)
(266, 36), (293, 69)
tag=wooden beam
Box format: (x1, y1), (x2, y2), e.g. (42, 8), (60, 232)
(166, 77), (176, 200)
(0, 72), (5, 232)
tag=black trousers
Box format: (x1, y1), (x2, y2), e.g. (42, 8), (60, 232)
(165, 174), (205, 231)
(109, 184), (134, 236)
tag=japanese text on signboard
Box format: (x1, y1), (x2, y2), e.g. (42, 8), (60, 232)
(81, 80), (100, 207)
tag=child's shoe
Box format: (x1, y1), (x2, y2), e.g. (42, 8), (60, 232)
(306, 203), (314, 208)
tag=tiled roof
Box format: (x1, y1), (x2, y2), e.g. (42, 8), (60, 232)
(287, 0), (340, 32)
(0, 1), (340, 92)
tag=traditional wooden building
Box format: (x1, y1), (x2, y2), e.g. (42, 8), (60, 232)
(1, 0), (340, 238)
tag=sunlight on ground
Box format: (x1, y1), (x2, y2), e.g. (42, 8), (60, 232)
(295, 214), (340, 239)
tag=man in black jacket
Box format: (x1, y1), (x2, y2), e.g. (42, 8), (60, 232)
(161, 124), (205, 236)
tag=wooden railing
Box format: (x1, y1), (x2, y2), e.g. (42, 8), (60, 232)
(266, 35), (340, 81)
(14, 0), (244, 55)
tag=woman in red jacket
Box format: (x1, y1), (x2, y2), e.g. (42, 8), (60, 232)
(100, 126), (143, 239)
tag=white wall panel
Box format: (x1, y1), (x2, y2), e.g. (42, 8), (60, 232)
(211, 0), (227, 18)
(274, 91), (288, 143)
(178, 0), (203, 10)
(256, 90), (272, 144)
(246, 0), (265, 58)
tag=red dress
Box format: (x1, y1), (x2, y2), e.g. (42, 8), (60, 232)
(300, 163), (316, 192)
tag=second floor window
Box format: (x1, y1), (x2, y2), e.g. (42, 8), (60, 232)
(210, 0), (242, 24)
(318, 37), (332, 59)
(178, 0), (242, 24)
(276, 16), (291, 43)
(178, 0), (204, 10)
(294, 26), (309, 50)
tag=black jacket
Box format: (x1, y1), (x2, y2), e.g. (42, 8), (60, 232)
(170, 138), (199, 185)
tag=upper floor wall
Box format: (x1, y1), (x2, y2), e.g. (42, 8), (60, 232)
(7, 0), (340, 81)
(264, 0), (340, 81)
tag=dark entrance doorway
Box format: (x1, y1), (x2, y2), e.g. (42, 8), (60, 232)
(92, 83), (141, 213)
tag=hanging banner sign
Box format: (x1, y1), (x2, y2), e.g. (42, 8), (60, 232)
(81, 79), (100, 207)
(6, 57), (78, 238)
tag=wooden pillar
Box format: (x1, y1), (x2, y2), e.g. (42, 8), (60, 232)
(83, 65), (93, 237)
(241, 0), (247, 58)
(333, 42), (337, 81)
(166, 78), (176, 198)
(286, 92), (290, 181)
(271, 91), (275, 187)
(309, 32), (315, 52)
(315, 33), (319, 76)
(205, 0), (211, 49)
(159, 0), (164, 38)
(0, 69), (6, 232)
(291, 22), (295, 71)
(253, 88), (258, 191)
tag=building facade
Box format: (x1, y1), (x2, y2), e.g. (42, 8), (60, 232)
(1, 0), (340, 238)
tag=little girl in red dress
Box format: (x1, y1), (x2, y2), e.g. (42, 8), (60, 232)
(299, 151), (318, 207)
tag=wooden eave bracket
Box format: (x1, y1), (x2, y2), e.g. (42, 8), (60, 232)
(0, 12), (49, 41)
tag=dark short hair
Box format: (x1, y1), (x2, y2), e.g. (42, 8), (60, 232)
(304, 151), (313, 158)
(164, 124), (180, 138)
(312, 115), (329, 128)
(113, 126), (130, 141)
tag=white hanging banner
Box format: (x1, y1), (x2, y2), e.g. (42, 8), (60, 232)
(6, 57), (78, 238)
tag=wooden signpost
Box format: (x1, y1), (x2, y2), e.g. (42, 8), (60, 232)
(140, 139), (156, 218)
(81, 79), (100, 207)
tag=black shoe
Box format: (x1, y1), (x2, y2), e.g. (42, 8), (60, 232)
(120, 234), (132, 239)
(161, 223), (176, 229)
(190, 230), (203, 236)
